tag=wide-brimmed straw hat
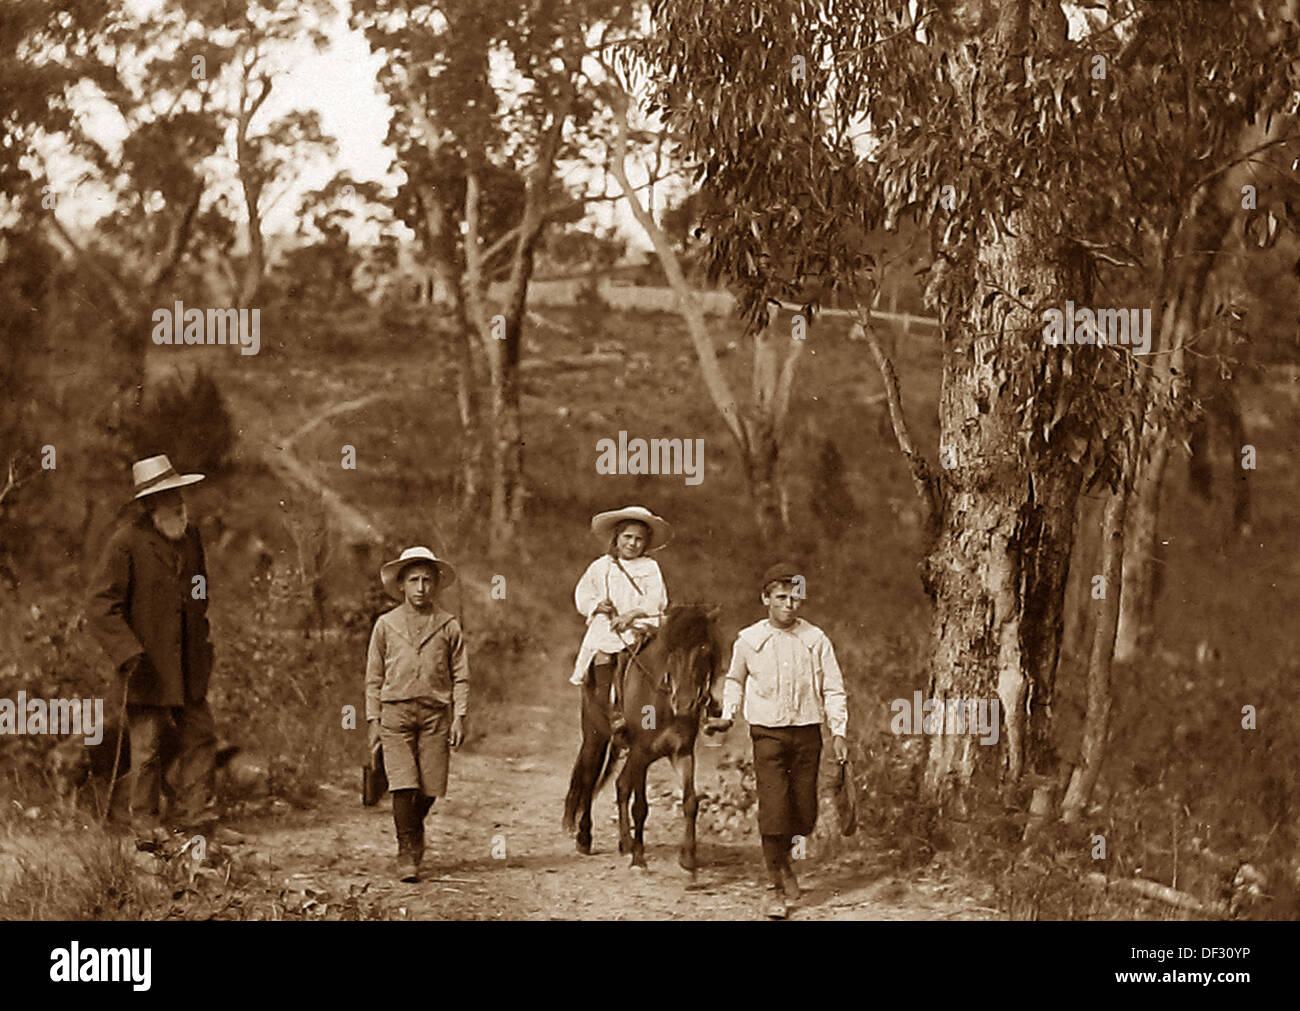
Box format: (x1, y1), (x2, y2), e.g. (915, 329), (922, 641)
(590, 505), (671, 551)
(380, 546), (457, 600)
(131, 454), (205, 501)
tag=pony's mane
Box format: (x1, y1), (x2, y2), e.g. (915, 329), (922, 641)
(661, 603), (713, 646)
(657, 603), (724, 667)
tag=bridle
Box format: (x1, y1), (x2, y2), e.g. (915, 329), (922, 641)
(625, 637), (715, 717)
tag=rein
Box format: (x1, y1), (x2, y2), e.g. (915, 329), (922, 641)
(623, 637), (712, 716)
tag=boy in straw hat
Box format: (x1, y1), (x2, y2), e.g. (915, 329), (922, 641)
(706, 562), (849, 919)
(87, 454), (218, 836)
(570, 506), (670, 746)
(365, 546), (468, 882)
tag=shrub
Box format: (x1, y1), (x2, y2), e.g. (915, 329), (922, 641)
(126, 368), (235, 475)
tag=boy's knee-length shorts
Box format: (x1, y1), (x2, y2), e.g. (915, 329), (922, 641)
(380, 699), (451, 797)
(750, 724), (823, 837)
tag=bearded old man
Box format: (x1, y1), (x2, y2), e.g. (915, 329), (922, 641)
(87, 454), (218, 834)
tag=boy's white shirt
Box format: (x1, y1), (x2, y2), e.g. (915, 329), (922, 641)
(721, 617), (849, 738)
(570, 555), (667, 683)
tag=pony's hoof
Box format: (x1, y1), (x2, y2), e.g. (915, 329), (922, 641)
(630, 860), (648, 872)
(678, 851), (697, 873)
(618, 837), (632, 855)
(575, 839), (592, 855)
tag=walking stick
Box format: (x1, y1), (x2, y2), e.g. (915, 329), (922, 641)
(100, 677), (129, 825)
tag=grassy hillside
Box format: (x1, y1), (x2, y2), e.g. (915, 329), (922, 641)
(3, 296), (1297, 918)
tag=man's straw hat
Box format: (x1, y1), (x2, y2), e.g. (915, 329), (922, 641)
(131, 454), (204, 501)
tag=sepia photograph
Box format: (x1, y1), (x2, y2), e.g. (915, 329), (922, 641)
(1, 0), (1297, 991)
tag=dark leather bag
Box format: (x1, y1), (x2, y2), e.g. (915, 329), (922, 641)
(832, 759), (858, 836)
(362, 743), (388, 806)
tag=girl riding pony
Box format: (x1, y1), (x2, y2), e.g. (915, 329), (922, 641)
(569, 506), (670, 745)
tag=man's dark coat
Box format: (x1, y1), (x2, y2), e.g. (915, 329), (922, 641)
(87, 514), (214, 706)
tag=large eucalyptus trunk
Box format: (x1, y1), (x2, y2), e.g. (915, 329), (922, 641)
(923, 212), (1086, 809)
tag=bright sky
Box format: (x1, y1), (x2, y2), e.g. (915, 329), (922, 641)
(257, 5), (398, 224)
(51, 0), (656, 252)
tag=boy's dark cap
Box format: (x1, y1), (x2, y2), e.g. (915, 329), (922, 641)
(761, 562), (804, 591)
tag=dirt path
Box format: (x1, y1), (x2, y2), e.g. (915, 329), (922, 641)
(157, 355), (994, 920)
(235, 697), (995, 921)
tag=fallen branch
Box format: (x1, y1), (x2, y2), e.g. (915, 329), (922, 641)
(1084, 873), (1229, 918)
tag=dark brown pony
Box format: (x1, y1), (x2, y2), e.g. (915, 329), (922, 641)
(563, 603), (725, 871)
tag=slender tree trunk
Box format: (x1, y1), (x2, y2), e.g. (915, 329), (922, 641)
(1061, 483), (1128, 823)
(234, 67), (272, 308)
(606, 81), (802, 538)
(1114, 196), (1230, 662)
(740, 419), (783, 541)
(1113, 438), (1168, 663)
(483, 336), (514, 553)
(453, 319), (482, 519)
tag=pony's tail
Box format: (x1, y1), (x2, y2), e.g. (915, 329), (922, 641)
(562, 786), (578, 834)
(594, 737), (620, 795)
(563, 737), (618, 833)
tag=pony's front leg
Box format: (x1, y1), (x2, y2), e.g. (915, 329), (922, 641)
(673, 750), (698, 873)
(630, 759), (650, 869)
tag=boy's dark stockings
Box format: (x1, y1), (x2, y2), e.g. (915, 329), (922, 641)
(393, 789), (436, 861)
(761, 833), (793, 888)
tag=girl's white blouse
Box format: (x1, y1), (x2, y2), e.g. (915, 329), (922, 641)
(571, 554), (668, 682)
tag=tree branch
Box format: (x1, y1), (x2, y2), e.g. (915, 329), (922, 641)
(851, 290), (939, 531)
(606, 78), (747, 448)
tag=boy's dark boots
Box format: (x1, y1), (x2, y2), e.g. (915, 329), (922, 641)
(413, 794), (435, 870)
(393, 790), (421, 882)
(761, 834), (792, 919)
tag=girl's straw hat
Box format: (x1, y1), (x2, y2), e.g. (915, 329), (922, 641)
(380, 546), (457, 599)
(590, 505), (671, 550)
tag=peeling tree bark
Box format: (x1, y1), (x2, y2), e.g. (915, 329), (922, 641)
(924, 212), (1088, 809)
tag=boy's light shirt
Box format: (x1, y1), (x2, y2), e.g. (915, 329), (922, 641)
(571, 555), (667, 682)
(722, 617), (849, 738)
(365, 602), (469, 721)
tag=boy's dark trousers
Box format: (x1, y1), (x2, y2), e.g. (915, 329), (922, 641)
(750, 724), (822, 884)
(393, 790), (434, 863)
